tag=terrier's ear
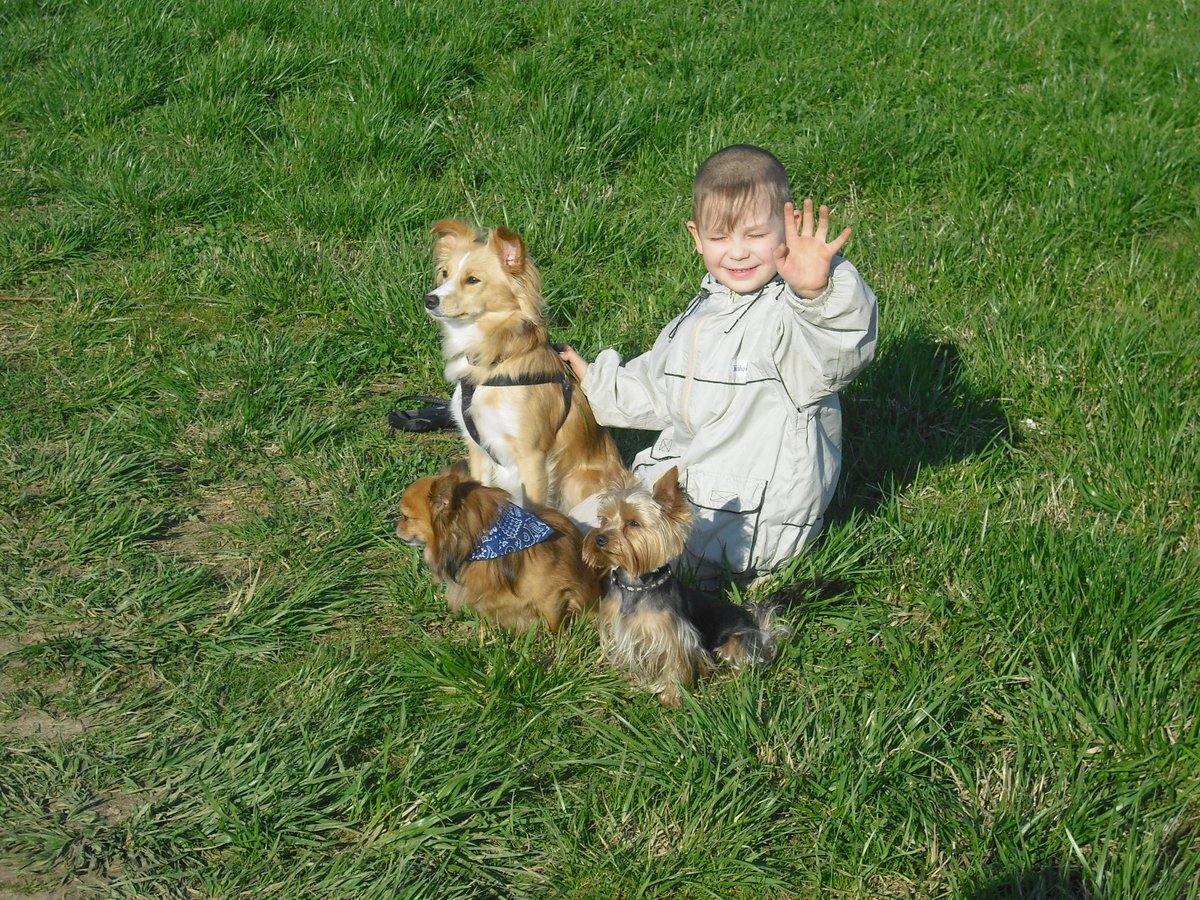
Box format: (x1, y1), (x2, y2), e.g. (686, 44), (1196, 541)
(652, 466), (684, 512)
(491, 226), (527, 274)
(430, 219), (478, 262)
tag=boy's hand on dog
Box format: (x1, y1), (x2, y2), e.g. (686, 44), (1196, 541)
(556, 344), (589, 380)
(774, 198), (852, 299)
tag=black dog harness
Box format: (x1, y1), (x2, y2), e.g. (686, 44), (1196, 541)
(458, 370), (574, 464)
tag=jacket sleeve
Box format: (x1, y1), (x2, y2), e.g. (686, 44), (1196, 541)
(776, 256), (878, 408)
(581, 343), (672, 431)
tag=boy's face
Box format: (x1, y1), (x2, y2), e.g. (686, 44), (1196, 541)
(687, 197), (786, 294)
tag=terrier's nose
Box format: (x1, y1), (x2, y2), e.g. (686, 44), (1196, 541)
(424, 293), (439, 310)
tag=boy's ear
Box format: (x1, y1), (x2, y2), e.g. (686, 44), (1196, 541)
(686, 221), (703, 255)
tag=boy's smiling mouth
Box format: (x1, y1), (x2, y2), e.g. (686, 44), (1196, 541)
(725, 265), (759, 278)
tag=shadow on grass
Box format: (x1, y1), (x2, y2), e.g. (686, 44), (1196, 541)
(389, 332), (1012, 599)
(831, 330), (1014, 523)
(613, 330), (1014, 528)
(969, 867), (1087, 899)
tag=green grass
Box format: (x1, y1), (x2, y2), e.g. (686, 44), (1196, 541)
(1, 0), (1197, 895)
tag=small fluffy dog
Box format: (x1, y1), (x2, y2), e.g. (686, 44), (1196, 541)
(582, 467), (787, 707)
(397, 465), (600, 632)
(423, 219), (626, 513)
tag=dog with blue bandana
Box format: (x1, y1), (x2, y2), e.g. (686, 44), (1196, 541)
(397, 464), (601, 632)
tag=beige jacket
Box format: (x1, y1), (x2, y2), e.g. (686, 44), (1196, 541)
(582, 258), (877, 582)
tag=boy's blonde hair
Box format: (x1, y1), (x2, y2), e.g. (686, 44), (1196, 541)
(692, 145), (793, 233)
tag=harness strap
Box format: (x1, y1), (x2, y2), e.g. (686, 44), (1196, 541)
(459, 371), (574, 464)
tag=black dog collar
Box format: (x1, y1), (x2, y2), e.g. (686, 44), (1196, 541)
(613, 565), (673, 593)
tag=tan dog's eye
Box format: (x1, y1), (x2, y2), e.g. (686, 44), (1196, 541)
(465, 275), (481, 285)
(437, 268), (448, 282)
(627, 520), (640, 528)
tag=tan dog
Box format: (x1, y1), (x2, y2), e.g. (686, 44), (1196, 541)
(396, 465), (600, 632)
(423, 219), (626, 513)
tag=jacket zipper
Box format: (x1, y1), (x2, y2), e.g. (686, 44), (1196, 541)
(680, 307), (714, 433)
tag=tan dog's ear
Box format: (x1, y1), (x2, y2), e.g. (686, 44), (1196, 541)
(429, 475), (456, 517)
(430, 219), (479, 263)
(491, 226), (527, 274)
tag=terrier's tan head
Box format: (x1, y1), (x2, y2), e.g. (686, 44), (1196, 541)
(582, 467), (692, 576)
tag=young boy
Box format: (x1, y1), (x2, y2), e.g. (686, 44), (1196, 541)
(559, 144), (878, 586)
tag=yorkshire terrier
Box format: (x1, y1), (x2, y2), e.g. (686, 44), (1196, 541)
(397, 464), (600, 632)
(581, 466), (787, 706)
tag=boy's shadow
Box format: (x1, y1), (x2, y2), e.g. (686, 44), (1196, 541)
(615, 330), (1014, 525)
(607, 330), (1012, 598)
(968, 867), (1087, 898)
(830, 330), (1014, 523)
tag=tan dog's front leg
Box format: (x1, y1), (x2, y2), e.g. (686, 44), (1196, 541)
(514, 450), (549, 508)
(467, 444), (493, 485)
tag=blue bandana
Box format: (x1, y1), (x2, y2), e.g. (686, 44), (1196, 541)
(468, 503), (557, 561)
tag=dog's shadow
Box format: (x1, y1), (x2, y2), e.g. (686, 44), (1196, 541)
(831, 330), (1014, 522)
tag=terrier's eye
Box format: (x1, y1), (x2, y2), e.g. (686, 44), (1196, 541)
(465, 275), (481, 285)
(627, 520), (641, 528)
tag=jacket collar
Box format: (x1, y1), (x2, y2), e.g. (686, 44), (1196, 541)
(701, 273), (785, 305)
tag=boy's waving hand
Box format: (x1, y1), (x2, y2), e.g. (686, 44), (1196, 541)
(774, 199), (852, 299)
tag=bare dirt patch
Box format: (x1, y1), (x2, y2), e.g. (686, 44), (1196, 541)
(1, 634), (89, 743)
(0, 862), (74, 899)
(0, 711), (91, 743)
(150, 483), (270, 579)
